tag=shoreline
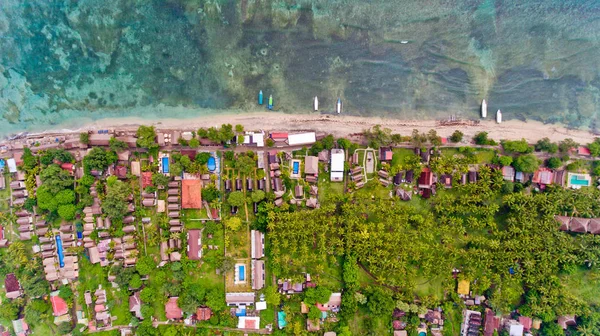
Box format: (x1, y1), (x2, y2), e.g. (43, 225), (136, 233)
(10, 111), (599, 145)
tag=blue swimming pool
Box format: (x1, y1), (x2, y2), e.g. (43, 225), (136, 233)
(238, 265), (245, 281)
(55, 235), (65, 268)
(162, 157), (170, 173)
(208, 157), (216, 172)
(570, 175), (590, 186)
(293, 161), (299, 174)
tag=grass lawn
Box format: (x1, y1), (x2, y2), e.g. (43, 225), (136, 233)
(0, 175), (10, 212)
(414, 275), (445, 299)
(348, 307), (391, 335)
(561, 266), (600, 306)
(392, 148), (416, 166)
(442, 304), (464, 336)
(354, 179), (391, 199)
(440, 148), (461, 157)
(475, 149), (496, 163)
(260, 305), (276, 328)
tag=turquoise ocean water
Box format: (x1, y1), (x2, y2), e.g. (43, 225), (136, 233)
(0, 0), (599, 135)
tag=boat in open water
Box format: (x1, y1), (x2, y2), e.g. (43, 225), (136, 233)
(481, 99), (487, 118)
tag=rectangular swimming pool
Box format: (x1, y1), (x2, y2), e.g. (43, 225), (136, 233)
(238, 265), (245, 281)
(293, 161), (299, 174)
(570, 175), (590, 186)
(162, 157), (170, 174)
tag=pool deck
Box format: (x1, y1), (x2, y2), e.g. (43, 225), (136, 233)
(567, 172), (591, 189)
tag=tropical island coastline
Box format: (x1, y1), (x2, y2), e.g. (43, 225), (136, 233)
(4, 112), (597, 146)
(1, 120), (600, 335)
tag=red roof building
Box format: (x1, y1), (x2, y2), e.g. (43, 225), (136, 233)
(196, 307), (212, 321)
(578, 146), (591, 156)
(187, 229), (202, 260)
(165, 297), (183, 320)
(4, 273), (22, 299)
(50, 295), (69, 316)
(270, 132), (288, 141)
(532, 168), (554, 185)
(182, 179), (202, 209)
(484, 309), (500, 336)
(141, 172), (153, 188)
(418, 168), (434, 188)
(115, 166), (127, 179)
(60, 163), (74, 171)
(519, 316), (532, 331)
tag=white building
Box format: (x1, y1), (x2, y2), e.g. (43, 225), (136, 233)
(287, 132), (316, 146)
(7, 158), (17, 173)
(330, 149), (345, 182)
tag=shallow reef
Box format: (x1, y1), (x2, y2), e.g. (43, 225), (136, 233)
(0, 0), (600, 135)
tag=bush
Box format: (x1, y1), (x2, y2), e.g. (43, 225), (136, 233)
(450, 130), (464, 143)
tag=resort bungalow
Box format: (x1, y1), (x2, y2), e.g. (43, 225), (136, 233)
(378, 170), (389, 179)
(439, 174), (452, 188)
(502, 166), (515, 182)
(393, 172), (403, 185)
(532, 168), (554, 186)
(225, 179), (232, 191)
(4, 273), (22, 299)
(330, 149), (345, 182)
(247, 178), (254, 191)
(165, 297), (183, 320)
(187, 230), (202, 260)
(305, 156), (319, 176)
(257, 179), (266, 190)
(395, 188), (412, 201)
(418, 168), (434, 189)
(468, 171), (478, 183)
(225, 292), (256, 307)
(294, 185), (303, 198)
(129, 292), (143, 320)
(405, 170), (414, 184)
(251, 230), (265, 259)
(379, 147), (393, 162)
(236, 179), (243, 191)
(252, 259), (265, 290)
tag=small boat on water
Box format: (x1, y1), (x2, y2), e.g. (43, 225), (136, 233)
(336, 98), (342, 114)
(496, 109), (502, 124)
(268, 95), (273, 110)
(481, 99), (487, 118)
(313, 96), (319, 111)
(258, 90), (263, 105)
(400, 40), (409, 44)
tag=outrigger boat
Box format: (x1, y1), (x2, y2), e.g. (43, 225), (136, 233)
(481, 99), (487, 118)
(313, 96), (319, 111)
(336, 98), (342, 114)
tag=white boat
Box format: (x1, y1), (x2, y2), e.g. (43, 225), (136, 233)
(400, 40), (409, 44)
(496, 109), (502, 124)
(313, 96), (319, 111)
(481, 99), (487, 118)
(336, 98), (342, 114)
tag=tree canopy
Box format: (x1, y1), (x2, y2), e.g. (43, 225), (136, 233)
(136, 126), (158, 150)
(102, 180), (131, 220)
(513, 154), (540, 173)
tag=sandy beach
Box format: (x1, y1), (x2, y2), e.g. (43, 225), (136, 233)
(56, 112), (598, 145)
